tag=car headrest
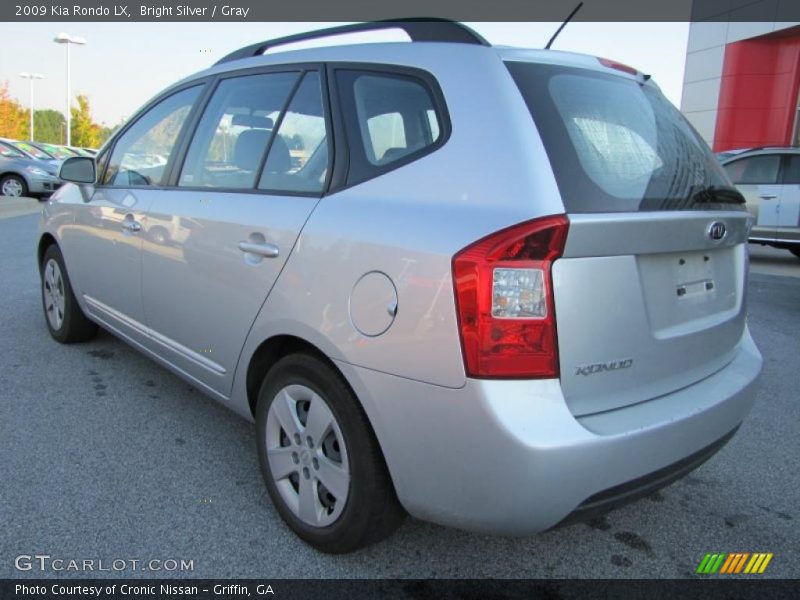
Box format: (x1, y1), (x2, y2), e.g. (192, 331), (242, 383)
(264, 135), (291, 174)
(233, 129), (269, 171)
(231, 114), (274, 129)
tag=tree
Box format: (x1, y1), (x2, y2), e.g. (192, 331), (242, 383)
(97, 124), (117, 146)
(34, 109), (66, 144)
(70, 94), (102, 148)
(0, 82), (27, 140)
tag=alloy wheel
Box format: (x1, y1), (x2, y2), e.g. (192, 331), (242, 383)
(1, 178), (24, 197)
(265, 384), (351, 527)
(43, 258), (66, 331)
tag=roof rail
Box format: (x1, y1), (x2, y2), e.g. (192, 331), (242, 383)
(214, 19), (491, 65)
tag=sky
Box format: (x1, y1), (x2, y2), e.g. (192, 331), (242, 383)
(0, 22), (690, 126)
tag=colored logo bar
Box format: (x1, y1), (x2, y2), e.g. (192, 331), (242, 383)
(696, 552), (773, 574)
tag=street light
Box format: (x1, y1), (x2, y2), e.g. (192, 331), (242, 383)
(53, 32), (86, 147)
(19, 72), (44, 142)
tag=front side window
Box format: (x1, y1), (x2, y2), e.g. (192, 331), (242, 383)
(179, 71), (299, 189)
(336, 69), (443, 184)
(103, 85), (203, 187)
(723, 155), (781, 185)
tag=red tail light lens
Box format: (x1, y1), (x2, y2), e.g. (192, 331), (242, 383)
(452, 215), (569, 379)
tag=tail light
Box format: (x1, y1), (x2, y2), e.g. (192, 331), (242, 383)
(452, 215), (569, 379)
(597, 57), (638, 76)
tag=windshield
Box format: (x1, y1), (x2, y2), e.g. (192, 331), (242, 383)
(37, 143), (75, 159)
(0, 143), (25, 158)
(14, 141), (53, 160)
(506, 62), (739, 213)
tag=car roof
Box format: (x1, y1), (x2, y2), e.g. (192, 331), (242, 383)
(720, 147), (800, 163)
(175, 39), (643, 89)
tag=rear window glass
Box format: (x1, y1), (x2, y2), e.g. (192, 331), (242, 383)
(506, 62), (738, 213)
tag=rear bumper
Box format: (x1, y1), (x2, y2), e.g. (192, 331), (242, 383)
(336, 327), (761, 534)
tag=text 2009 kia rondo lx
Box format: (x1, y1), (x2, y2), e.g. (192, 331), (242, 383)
(40, 22), (761, 553)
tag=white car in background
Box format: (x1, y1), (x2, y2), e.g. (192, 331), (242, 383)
(721, 147), (800, 259)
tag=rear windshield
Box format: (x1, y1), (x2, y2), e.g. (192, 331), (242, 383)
(507, 62), (739, 213)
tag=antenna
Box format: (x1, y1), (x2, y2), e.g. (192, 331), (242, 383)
(545, 2), (584, 50)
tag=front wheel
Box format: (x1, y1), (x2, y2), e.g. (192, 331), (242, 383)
(255, 353), (405, 553)
(0, 174), (27, 197)
(41, 244), (98, 343)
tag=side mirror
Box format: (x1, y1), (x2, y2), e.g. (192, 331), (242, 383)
(60, 156), (96, 184)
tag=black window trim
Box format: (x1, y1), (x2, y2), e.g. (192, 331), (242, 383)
(326, 61), (451, 192)
(724, 153), (784, 186)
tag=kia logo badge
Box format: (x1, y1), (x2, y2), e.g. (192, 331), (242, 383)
(708, 221), (726, 241)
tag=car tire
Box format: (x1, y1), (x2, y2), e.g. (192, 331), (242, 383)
(41, 244), (98, 343)
(0, 174), (28, 197)
(255, 353), (405, 553)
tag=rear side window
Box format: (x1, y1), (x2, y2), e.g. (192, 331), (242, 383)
(507, 62), (735, 212)
(258, 71), (329, 194)
(336, 70), (443, 184)
(179, 71), (299, 189)
(104, 85), (203, 187)
(723, 155), (781, 185)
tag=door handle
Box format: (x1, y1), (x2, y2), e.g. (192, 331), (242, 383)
(238, 241), (279, 258)
(121, 218), (142, 232)
(759, 193), (777, 200)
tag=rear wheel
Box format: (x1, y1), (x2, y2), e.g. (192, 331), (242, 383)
(41, 244), (98, 343)
(255, 353), (405, 553)
(1, 174), (27, 197)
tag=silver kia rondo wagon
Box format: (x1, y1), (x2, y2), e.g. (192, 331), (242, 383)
(40, 21), (762, 553)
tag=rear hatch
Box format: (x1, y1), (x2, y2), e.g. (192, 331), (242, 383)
(507, 59), (751, 417)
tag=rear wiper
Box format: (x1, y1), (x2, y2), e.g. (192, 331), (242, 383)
(690, 184), (745, 205)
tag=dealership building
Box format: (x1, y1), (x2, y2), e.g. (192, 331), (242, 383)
(681, 20), (800, 151)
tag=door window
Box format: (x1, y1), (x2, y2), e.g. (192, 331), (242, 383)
(782, 155), (800, 184)
(179, 71), (299, 189)
(723, 155), (781, 185)
(258, 71), (329, 194)
(103, 85), (202, 187)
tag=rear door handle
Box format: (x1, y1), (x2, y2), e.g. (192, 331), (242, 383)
(238, 241), (279, 258)
(759, 193), (777, 200)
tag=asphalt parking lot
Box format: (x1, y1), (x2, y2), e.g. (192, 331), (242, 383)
(1, 205), (798, 579)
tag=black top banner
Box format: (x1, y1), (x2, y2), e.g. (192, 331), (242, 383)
(3, 0), (800, 22)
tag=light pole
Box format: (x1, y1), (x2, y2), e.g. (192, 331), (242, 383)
(19, 72), (44, 141)
(53, 32), (86, 147)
